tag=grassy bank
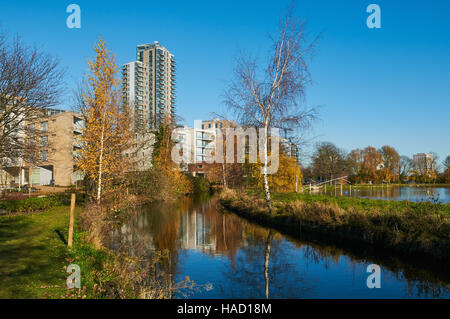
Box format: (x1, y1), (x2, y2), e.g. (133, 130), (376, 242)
(220, 189), (450, 263)
(0, 200), (158, 299)
(0, 205), (85, 298)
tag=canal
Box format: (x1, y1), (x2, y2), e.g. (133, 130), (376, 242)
(111, 194), (450, 299)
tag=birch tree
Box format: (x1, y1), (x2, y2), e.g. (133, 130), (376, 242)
(224, 6), (319, 212)
(76, 39), (132, 202)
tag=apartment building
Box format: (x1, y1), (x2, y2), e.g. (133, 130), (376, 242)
(122, 41), (176, 130)
(413, 153), (434, 171)
(172, 119), (237, 177)
(122, 61), (149, 130)
(3, 109), (84, 187)
(280, 138), (299, 161)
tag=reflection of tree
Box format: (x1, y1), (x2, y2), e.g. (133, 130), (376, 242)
(290, 233), (450, 298)
(110, 194), (450, 299)
(264, 230), (274, 299)
(218, 230), (314, 298)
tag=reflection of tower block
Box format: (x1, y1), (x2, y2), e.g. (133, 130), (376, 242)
(180, 210), (198, 249)
(180, 209), (216, 251)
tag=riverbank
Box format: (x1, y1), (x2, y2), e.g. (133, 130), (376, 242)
(0, 205), (85, 298)
(0, 195), (172, 299)
(220, 189), (450, 264)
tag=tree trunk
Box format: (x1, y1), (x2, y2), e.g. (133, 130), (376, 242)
(262, 125), (273, 213)
(97, 124), (105, 203)
(222, 163), (228, 189)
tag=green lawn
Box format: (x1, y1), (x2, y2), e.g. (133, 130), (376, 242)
(0, 206), (81, 298)
(272, 192), (450, 217)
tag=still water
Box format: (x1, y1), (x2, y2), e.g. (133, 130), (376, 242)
(319, 186), (450, 204)
(111, 195), (450, 299)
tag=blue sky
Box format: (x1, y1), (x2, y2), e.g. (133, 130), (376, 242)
(1, 0), (449, 165)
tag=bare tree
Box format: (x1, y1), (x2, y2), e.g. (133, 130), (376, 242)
(399, 155), (413, 183)
(0, 32), (64, 182)
(311, 142), (346, 182)
(444, 156), (450, 170)
(224, 5), (319, 212)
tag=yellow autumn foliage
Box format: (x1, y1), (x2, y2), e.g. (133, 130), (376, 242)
(250, 152), (303, 192)
(76, 38), (133, 200)
(152, 117), (192, 196)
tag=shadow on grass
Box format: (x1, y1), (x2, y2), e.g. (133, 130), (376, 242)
(0, 208), (70, 298)
(55, 230), (67, 245)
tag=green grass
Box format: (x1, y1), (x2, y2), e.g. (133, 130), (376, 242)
(0, 206), (82, 298)
(0, 204), (117, 299)
(272, 192), (450, 217)
(0, 201), (152, 299)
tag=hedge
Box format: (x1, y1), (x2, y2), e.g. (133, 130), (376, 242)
(0, 193), (87, 213)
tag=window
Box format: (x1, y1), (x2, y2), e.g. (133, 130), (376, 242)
(41, 121), (48, 132)
(40, 150), (48, 162)
(208, 124), (211, 128)
(41, 136), (48, 147)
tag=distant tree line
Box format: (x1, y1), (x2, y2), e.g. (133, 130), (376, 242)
(302, 142), (449, 184)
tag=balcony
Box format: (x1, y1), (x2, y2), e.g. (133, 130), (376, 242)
(73, 138), (82, 149)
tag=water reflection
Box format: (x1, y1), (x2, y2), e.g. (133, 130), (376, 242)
(110, 195), (450, 299)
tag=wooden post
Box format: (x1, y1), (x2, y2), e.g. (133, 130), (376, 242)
(349, 185), (352, 196)
(340, 183), (343, 196)
(295, 175), (298, 193)
(68, 193), (76, 247)
(325, 184), (326, 194)
(309, 183), (311, 193)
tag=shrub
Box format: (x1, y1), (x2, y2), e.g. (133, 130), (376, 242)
(0, 196), (59, 213)
(187, 175), (211, 194)
(0, 193), (88, 213)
